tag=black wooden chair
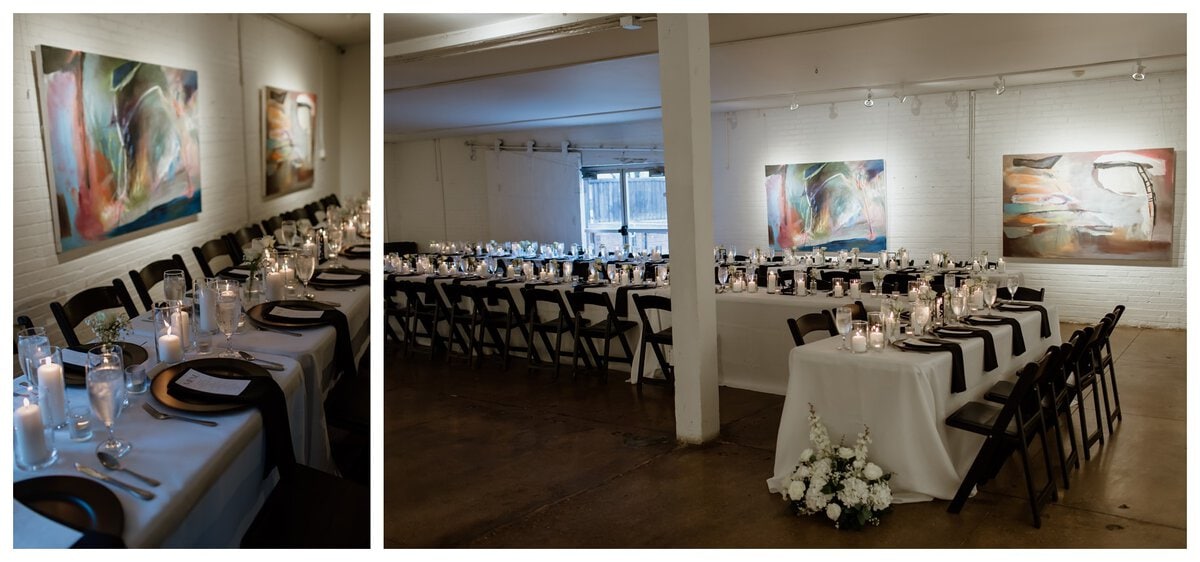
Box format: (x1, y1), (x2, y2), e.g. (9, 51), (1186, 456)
(192, 238), (239, 279)
(50, 280), (140, 347)
(523, 287), (590, 379)
(462, 284), (522, 370)
(399, 281), (443, 358)
(231, 226), (260, 252)
(787, 311), (838, 346)
(946, 347), (1061, 528)
(1089, 316), (1122, 436)
(383, 278), (411, 348)
(998, 286), (1046, 302)
(128, 255), (192, 311)
(1096, 306), (1125, 434)
(881, 273), (917, 295)
(303, 202), (322, 224)
(567, 290), (638, 379)
(262, 215), (285, 238)
(1063, 326), (1106, 460)
(439, 283), (475, 365)
(632, 294), (673, 387)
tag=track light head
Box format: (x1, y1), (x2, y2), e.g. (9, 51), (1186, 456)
(993, 76), (1006, 95)
(864, 90), (874, 108)
(1131, 61), (1146, 81)
(789, 101), (800, 111)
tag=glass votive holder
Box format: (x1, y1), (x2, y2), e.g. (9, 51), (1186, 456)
(125, 364), (148, 395)
(867, 312), (885, 351)
(849, 279), (861, 299)
(68, 404), (94, 442)
(153, 302), (187, 364)
(14, 397), (58, 471)
(850, 320), (869, 353)
(832, 278), (845, 298)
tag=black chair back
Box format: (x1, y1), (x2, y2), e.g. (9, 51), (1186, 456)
(262, 215), (285, 238)
(50, 280), (139, 347)
(882, 273), (917, 295)
(192, 238), (238, 278)
(998, 286), (1046, 302)
(787, 311), (837, 346)
(128, 255), (193, 311)
(303, 203), (322, 224)
(524, 288), (573, 326)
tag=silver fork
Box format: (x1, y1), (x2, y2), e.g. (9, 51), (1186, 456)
(142, 402), (219, 427)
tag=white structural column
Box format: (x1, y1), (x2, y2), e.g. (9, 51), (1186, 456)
(657, 14), (720, 443)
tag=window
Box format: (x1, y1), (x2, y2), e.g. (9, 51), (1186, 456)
(581, 167), (668, 254)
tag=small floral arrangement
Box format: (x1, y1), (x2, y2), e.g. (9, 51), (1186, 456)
(780, 404), (893, 530)
(84, 311), (131, 346)
(241, 235), (275, 291)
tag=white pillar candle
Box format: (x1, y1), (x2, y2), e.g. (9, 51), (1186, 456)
(265, 270), (285, 301)
(37, 360), (67, 427)
(15, 398), (49, 466)
(908, 288), (918, 302)
(158, 333), (184, 363)
(832, 282), (844, 298)
(747, 278), (758, 293)
(971, 287), (984, 309)
(172, 310), (191, 346)
(767, 271), (777, 294)
(849, 281), (861, 299)
(851, 333), (867, 353)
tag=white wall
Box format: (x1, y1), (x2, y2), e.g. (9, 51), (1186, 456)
(338, 42), (370, 199)
(12, 14), (360, 344)
(484, 150), (582, 243)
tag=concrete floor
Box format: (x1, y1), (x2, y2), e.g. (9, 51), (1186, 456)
(384, 323), (1186, 548)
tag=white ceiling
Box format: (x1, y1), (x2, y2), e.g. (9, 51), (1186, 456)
(384, 13), (1187, 141)
(272, 13), (370, 47)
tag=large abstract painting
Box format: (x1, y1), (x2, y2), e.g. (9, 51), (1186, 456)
(264, 86), (316, 197)
(765, 159), (887, 252)
(36, 45), (201, 253)
(1002, 148), (1175, 260)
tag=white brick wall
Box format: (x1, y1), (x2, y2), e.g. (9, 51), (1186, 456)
(384, 74), (1186, 329)
(12, 14), (355, 344)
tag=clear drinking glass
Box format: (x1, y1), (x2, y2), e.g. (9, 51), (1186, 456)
(163, 269), (186, 302)
(87, 346), (129, 458)
(835, 306), (853, 351)
(280, 220), (297, 248)
(325, 227), (344, 268)
(984, 282), (998, 312)
(717, 265), (730, 288)
(17, 327), (50, 397)
(215, 280), (242, 358)
(1006, 275), (1020, 302)
(951, 290), (968, 325)
(296, 249), (317, 300)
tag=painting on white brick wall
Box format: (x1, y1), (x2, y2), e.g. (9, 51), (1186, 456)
(264, 86), (317, 198)
(765, 159), (887, 252)
(35, 45), (202, 253)
(1002, 148), (1176, 261)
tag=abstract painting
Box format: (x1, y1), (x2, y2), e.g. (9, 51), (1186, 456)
(765, 159), (887, 252)
(1002, 148), (1175, 260)
(264, 86), (316, 197)
(36, 45), (201, 253)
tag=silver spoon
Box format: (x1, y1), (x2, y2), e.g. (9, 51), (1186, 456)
(97, 451), (161, 487)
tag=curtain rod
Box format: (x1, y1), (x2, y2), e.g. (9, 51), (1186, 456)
(464, 141), (662, 153)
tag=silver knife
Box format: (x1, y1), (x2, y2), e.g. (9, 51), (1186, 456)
(75, 463), (156, 501)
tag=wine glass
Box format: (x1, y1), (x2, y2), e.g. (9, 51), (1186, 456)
(163, 269), (186, 302)
(1006, 275), (1020, 303)
(872, 268), (886, 296)
(951, 289), (968, 325)
(983, 282), (998, 313)
(280, 220), (297, 249)
(718, 265), (730, 289)
(835, 306), (853, 351)
(325, 227), (344, 268)
(87, 346), (130, 458)
(606, 263), (617, 284)
(296, 250), (317, 300)
(215, 281), (242, 358)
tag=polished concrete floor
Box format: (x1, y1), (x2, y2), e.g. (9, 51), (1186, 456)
(384, 323), (1187, 548)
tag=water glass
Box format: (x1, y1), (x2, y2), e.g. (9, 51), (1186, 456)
(163, 269), (186, 302)
(68, 405), (94, 442)
(280, 220), (298, 248)
(125, 364), (148, 395)
(17, 327), (50, 395)
(87, 345), (130, 458)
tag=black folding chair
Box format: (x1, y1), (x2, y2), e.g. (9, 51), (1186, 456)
(787, 311), (837, 346)
(632, 294), (673, 387)
(128, 255), (192, 311)
(192, 237), (239, 278)
(50, 280), (140, 347)
(567, 290), (638, 380)
(997, 286), (1046, 302)
(523, 287), (590, 379)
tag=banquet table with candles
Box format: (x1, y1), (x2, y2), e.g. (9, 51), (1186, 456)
(766, 303), (1062, 503)
(12, 347), (311, 547)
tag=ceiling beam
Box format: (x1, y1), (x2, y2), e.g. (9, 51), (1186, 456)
(385, 13), (627, 62)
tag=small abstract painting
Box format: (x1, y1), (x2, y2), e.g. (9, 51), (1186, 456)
(1002, 148), (1175, 260)
(36, 45), (201, 253)
(765, 159), (887, 252)
(264, 86), (316, 197)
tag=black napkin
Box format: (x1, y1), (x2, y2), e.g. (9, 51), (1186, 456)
(932, 326), (999, 371)
(342, 244), (370, 258)
(167, 367), (295, 479)
(263, 304), (357, 379)
(995, 303), (1052, 338)
(962, 316), (1026, 356)
(311, 267), (370, 287)
(217, 266), (251, 281)
(896, 339), (967, 393)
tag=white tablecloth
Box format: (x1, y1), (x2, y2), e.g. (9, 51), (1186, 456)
(12, 348), (310, 547)
(767, 305), (1061, 503)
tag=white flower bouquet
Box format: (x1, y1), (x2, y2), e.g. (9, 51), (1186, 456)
(780, 404), (894, 530)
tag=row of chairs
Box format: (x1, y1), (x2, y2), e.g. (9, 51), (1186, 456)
(386, 280), (675, 387)
(945, 304), (1125, 527)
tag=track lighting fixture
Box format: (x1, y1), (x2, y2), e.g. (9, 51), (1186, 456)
(993, 76), (1006, 95)
(1131, 61), (1146, 81)
(863, 90), (874, 108)
(829, 103), (838, 120)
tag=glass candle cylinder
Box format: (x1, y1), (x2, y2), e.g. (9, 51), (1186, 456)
(908, 280), (921, 302)
(850, 320), (869, 353)
(34, 346), (67, 429)
(849, 279), (861, 299)
(767, 270), (778, 294)
(154, 302), (187, 364)
(867, 312), (885, 351)
(832, 278), (845, 298)
(14, 397), (57, 471)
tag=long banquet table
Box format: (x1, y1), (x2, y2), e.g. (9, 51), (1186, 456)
(13, 254), (372, 547)
(766, 304), (1061, 503)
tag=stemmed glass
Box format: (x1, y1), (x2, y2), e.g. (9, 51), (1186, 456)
(717, 265), (730, 289)
(325, 226), (344, 268)
(983, 282), (998, 314)
(296, 249), (317, 300)
(872, 268), (886, 296)
(87, 346), (130, 458)
(1006, 275), (1020, 303)
(280, 220), (297, 249)
(951, 289), (968, 325)
(297, 219), (312, 241)
(215, 281), (242, 358)
(835, 306), (853, 351)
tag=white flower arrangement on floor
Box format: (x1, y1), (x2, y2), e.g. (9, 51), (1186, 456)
(779, 404), (894, 530)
